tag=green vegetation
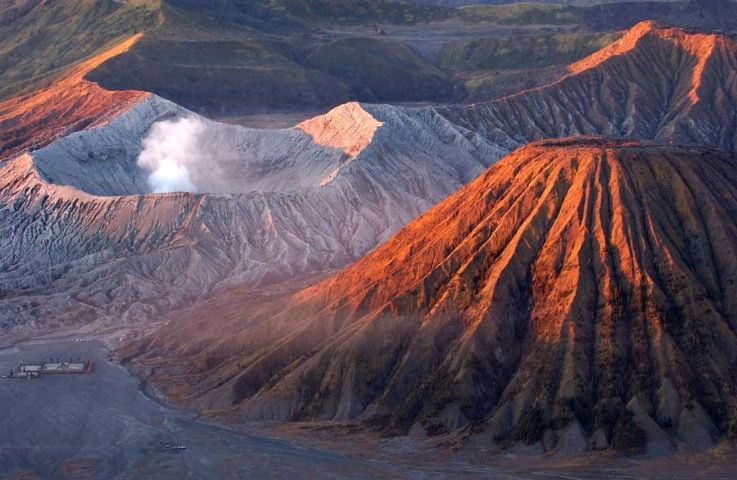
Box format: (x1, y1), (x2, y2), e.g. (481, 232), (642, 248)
(305, 37), (450, 101)
(460, 3), (583, 26)
(440, 32), (619, 72)
(0, 0), (161, 101)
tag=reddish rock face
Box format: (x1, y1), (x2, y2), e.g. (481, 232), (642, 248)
(140, 139), (736, 453)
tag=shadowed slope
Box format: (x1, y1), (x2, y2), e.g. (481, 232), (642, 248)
(139, 140), (737, 454)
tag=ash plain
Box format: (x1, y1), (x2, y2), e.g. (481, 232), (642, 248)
(0, 338), (436, 479)
(1, 338), (735, 479)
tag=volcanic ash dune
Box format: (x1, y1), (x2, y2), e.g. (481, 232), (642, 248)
(139, 139), (737, 455)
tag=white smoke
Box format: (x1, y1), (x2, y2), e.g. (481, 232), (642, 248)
(137, 117), (206, 193)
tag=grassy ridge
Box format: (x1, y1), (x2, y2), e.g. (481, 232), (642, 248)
(0, 0), (161, 102)
(460, 4), (583, 26)
(440, 32), (619, 71)
(305, 37), (451, 101)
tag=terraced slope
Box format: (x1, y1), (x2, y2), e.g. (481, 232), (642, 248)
(138, 139), (737, 455)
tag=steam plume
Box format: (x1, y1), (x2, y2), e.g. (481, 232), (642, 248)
(137, 118), (206, 193)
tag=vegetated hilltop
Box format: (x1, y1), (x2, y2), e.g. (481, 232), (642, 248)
(136, 139), (737, 455)
(84, 0), (736, 113)
(85, 0), (458, 113)
(3, 0), (732, 113)
(0, 22), (734, 340)
(0, 0), (160, 102)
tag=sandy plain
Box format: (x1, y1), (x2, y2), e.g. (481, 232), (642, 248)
(1, 338), (734, 479)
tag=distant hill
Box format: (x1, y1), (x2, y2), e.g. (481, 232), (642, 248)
(420, 0), (736, 33)
(3, 0), (733, 113)
(85, 0), (460, 113)
(87, 0), (737, 113)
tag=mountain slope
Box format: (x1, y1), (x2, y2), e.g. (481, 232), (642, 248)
(0, 34), (148, 160)
(0, 0), (160, 102)
(0, 95), (499, 338)
(4, 1), (732, 115)
(138, 139), (737, 455)
(1, 22), (735, 341)
(84, 0), (458, 112)
(440, 21), (737, 152)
